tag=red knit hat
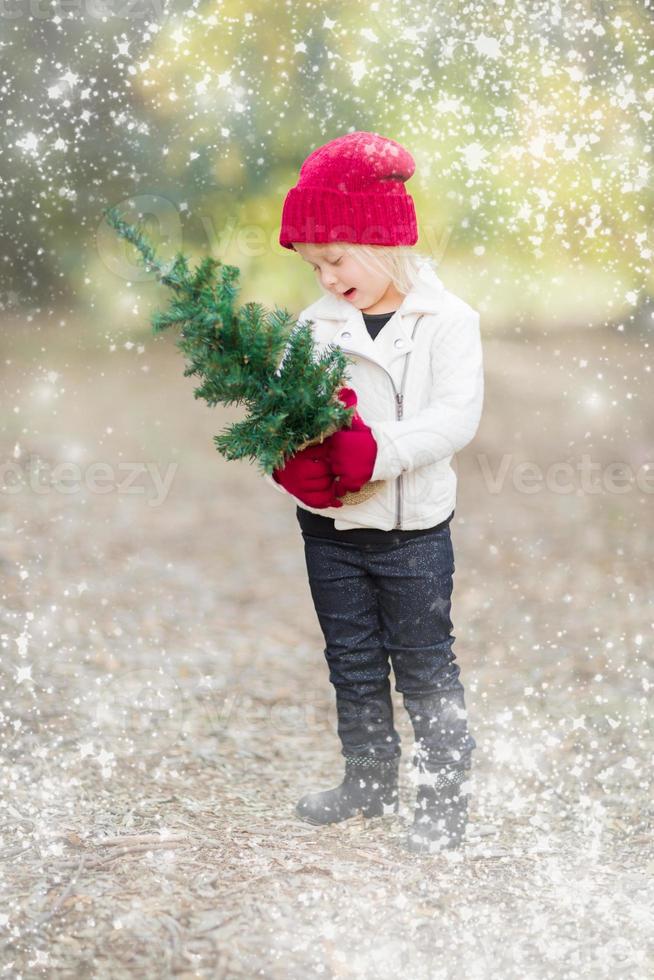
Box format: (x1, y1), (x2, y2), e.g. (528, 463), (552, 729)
(279, 131), (418, 251)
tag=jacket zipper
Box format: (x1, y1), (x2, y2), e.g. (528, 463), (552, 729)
(338, 314), (424, 529)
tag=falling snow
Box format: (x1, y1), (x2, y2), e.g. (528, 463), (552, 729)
(1, 0), (653, 976)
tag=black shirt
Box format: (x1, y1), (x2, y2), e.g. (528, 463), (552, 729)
(296, 310), (454, 545)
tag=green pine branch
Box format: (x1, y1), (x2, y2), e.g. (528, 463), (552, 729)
(102, 205), (355, 474)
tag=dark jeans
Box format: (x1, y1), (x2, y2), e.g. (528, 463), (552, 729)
(302, 525), (476, 772)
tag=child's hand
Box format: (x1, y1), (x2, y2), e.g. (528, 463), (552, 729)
(272, 443), (344, 508)
(324, 388), (378, 494)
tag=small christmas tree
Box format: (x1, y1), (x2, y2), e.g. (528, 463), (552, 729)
(102, 205), (357, 477)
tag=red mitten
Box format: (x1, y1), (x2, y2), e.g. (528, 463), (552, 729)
(272, 442), (343, 508)
(325, 387), (378, 495)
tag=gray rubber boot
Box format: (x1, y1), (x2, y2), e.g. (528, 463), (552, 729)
(296, 755), (400, 826)
(404, 767), (470, 853)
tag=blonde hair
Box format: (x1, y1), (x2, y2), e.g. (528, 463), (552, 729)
(317, 243), (438, 297)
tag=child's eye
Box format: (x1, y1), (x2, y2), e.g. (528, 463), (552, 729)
(311, 257), (341, 271)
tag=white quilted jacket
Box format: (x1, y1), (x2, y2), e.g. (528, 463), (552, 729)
(262, 264), (484, 531)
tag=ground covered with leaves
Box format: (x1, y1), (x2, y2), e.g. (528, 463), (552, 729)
(1, 320), (652, 978)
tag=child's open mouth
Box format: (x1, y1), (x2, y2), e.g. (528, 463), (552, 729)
(343, 287), (356, 299)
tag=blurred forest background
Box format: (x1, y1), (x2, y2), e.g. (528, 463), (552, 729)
(1, 0), (653, 333)
(1, 2), (653, 978)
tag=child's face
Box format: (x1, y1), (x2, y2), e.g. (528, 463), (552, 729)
(293, 241), (405, 315)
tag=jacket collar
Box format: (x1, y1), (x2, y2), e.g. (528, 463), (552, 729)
(302, 263), (446, 372)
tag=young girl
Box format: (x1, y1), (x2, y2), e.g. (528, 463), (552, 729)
(264, 131), (484, 853)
